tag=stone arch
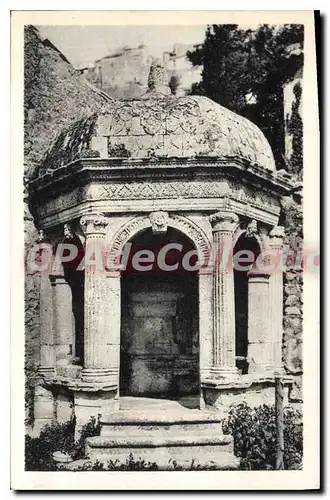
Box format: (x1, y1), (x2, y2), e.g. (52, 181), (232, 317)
(107, 213), (212, 269)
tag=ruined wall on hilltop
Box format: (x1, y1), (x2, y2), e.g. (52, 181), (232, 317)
(79, 44), (202, 99)
(80, 46), (153, 99)
(24, 25), (110, 423)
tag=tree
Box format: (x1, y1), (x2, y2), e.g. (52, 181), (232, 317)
(187, 24), (304, 170)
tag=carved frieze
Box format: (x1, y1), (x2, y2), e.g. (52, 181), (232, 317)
(36, 178), (280, 225)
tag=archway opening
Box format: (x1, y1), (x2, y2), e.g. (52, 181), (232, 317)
(233, 233), (261, 374)
(120, 227), (199, 400)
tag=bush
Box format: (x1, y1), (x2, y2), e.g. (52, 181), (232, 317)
(71, 454), (159, 471)
(73, 415), (101, 460)
(222, 403), (303, 470)
(25, 416), (101, 471)
(25, 420), (75, 471)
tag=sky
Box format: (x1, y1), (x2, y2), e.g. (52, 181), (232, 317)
(37, 25), (208, 68)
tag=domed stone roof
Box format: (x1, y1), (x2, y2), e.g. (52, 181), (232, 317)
(38, 59), (276, 177)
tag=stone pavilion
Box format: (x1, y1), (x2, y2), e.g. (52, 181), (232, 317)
(28, 61), (293, 468)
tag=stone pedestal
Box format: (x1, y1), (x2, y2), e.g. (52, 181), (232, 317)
(33, 384), (55, 433)
(247, 271), (272, 373)
(73, 390), (119, 439)
(209, 211), (239, 378)
(56, 390), (74, 423)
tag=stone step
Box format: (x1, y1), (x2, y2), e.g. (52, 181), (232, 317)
(101, 416), (222, 437)
(101, 423), (224, 437)
(85, 433), (238, 470)
(79, 401), (239, 470)
(100, 409), (224, 437)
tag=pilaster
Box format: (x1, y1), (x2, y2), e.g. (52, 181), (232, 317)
(268, 225), (285, 374)
(247, 270), (272, 372)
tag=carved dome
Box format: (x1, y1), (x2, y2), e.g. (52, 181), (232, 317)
(38, 60), (276, 177)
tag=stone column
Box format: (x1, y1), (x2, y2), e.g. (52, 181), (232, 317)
(38, 243), (56, 376)
(34, 239), (56, 432)
(209, 210), (239, 378)
(268, 226), (285, 374)
(247, 270), (271, 373)
(79, 214), (115, 384)
(50, 272), (75, 365)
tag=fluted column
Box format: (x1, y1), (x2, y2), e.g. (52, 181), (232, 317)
(80, 214), (114, 384)
(209, 210), (239, 378)
(34, 236), (56, 432)
(268, 226), (285, 374)
(38, 241), (56, 376)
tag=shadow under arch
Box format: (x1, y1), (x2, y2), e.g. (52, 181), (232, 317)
(119, 225), (200, 402)
(233, 232), (262, 374)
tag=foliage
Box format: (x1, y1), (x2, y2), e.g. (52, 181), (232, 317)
(222, 403), (303, 470)
(77, 148), (101, 159)
(169, 74), (180, 95)
(287, 81), (303, 177)
(25, 420), (75, 471)
(73, 415), (101, 460)
(187, 24), (304, 171)
(25, 415), (101, 471)
(62, 455), (219, 471)
(108, 142), (131, 158)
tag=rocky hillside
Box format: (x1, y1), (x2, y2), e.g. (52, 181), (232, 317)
(24, 25), (110, 422)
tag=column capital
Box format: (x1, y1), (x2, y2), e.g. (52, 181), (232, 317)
(269, 225), (285, 248)
(209, 210), (239, 233)
(80, 213), (108, 238)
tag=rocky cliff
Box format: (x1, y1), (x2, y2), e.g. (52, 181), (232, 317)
(24, 25), (110, 422)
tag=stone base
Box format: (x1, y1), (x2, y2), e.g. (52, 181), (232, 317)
(202, 373), (293, 411)
(74, 389), (119, 439)
(67, 398), (239, 471)
(33, 384), (56, 434)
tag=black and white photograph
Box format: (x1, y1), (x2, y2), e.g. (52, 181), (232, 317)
(10, 10), (319, 491)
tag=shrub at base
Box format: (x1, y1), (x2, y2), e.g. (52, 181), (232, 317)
(222, 403), (303, 470)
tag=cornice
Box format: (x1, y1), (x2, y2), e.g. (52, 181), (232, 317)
(28, 156), (293, 202)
